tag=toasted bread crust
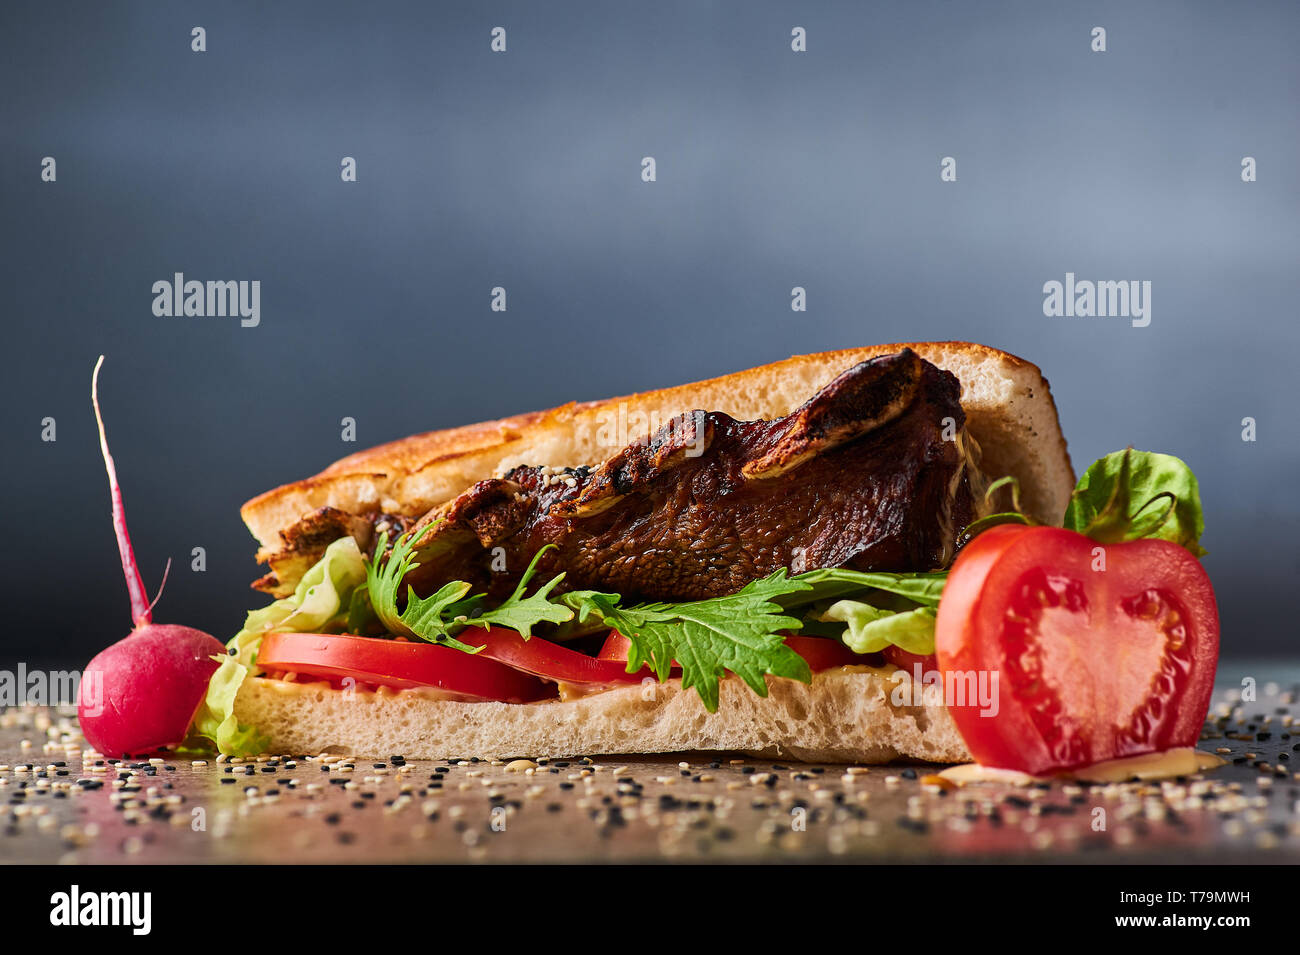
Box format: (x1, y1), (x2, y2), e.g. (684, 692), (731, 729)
(242, 342), (1074, 589)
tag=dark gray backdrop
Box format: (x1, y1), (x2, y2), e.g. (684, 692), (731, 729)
(2, 1), (1296, 667)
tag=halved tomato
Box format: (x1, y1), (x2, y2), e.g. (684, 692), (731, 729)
(935, 524), (1219, 775)
(597, 631), (861, 673)
(257, 632), (553, 703)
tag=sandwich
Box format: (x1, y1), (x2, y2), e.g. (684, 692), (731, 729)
(216, 342), (1080, 762)
(80, 340), (1219, 776)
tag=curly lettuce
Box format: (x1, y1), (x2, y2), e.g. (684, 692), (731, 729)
(192, 535), (369, 756)
(227, 535), (368, 668)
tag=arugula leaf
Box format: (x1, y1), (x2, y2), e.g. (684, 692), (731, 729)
(1063, 448), (1207, 557)
(469, 546), (574, 638)
(573, 572), (813, 712)
(402, 580), (483, 654)
(366, 531), (576, 650)
(781, 567), (948, 608)
(365, 526), (426, 639)
(346, 583), (377, 635)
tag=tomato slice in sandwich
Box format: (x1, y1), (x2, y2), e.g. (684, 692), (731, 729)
(935, 524), (1219, 776)
(469, 629), (652, 684)
(881, 646), (939, 676)
(257, 632), (554, 703)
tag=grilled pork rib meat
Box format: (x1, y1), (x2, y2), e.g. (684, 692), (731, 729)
(398, 349), (979, 604)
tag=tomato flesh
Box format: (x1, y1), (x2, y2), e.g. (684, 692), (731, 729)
(257, 632), (553, 703)
(260, 624), (888, 705)
(882, 646), (939, 677)
(471, 629), (651, 684)
(935, 525), (1219, 775)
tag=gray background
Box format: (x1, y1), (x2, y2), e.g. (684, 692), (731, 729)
(1, 1), (1296, 667)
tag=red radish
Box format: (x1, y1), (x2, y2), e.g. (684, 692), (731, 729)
(77, 356), (226, 757)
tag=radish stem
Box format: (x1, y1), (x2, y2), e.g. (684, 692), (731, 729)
(92, 356), (152, 627)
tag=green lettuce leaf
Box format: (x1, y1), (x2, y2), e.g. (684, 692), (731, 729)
(822, 601), (937, 655)
(1062, 449), (1207, 557)
(188, 654), (267, 757)
(228, 535), (369, 666)
(781, 567), (948, 608)
(198, 535), (368, 757)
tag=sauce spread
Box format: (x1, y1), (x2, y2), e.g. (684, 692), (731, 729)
(939, 747), (1225, 786)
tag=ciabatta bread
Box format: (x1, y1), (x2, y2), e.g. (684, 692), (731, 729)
(233, 665), (970, 764)
(242, 342), (1074, 595)
(230, 343), (1071, 764)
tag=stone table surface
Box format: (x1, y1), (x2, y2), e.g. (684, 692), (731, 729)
(1, 661), (1296, 864)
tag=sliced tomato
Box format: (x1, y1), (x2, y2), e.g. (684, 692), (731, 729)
(882, 646), (939, 677)
(935, 524), (1219, 775)
(470, 629), (650, 684)
(597, 631), (666, 665)
(257, 632), (553, 703)
(598, 631), (861, 673)
(782, 634), (863, 671)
